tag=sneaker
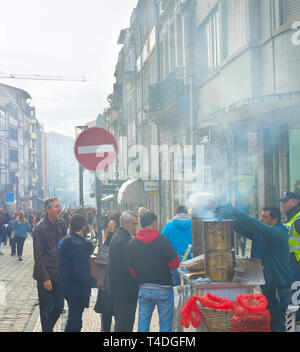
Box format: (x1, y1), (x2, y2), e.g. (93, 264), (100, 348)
(18, 257), (23, 261)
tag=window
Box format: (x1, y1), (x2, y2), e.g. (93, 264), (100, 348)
(199, 7), (221, 76)
(9, 149), (18, 162)
(0, 142), (5, 166)
(286, 0), (300, 24)
(279, 0), (286, 25)
(289, 129), (300, 192)
(169, 22), (176, 72)
(8, 104), (17, 119)
(9, 127), (18, 141)
(176, 13), (184, 68)
(226, 0), (247, 57)
(160, 41), (165, 79)
(164, 33), (170, 77)
(9, 171), (15, 184)
(272, 0), (300, 28)
(207, 10), (221, 70)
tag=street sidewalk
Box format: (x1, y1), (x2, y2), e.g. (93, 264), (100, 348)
(0, 234), (160, 332)
(32, 288), (160, 332)
(0, 236), (39, 332)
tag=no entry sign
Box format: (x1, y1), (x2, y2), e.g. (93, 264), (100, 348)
(74, 127), (118, 171)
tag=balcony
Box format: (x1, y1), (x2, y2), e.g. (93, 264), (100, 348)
(147, 68), (189, 120)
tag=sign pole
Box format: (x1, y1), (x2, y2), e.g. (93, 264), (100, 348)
(79, 165), (84, 213)
(75, 125), (88, 213)
(74, 125), (118, 247)
(95, 175), (102, 245)
(95, 112), (102, 245)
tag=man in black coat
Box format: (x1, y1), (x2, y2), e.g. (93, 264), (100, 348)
(32, 197), (67, 332)
(105, 211), (139, 332)
(59, 214), (98, 332)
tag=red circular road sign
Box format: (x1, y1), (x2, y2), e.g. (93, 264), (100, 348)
(74, 127), (118, 171)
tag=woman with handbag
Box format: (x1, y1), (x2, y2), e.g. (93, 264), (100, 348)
(11, 211), (31, 261)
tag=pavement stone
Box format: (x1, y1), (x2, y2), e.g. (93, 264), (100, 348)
(32, 289), (160, 332)
(0, 235), (161, 332)
(0, 236), (39, 332)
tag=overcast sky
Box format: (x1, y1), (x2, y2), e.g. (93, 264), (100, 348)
(0, 0), (138, 137)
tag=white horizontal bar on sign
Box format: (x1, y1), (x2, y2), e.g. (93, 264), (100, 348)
(78, 145), (114, 155)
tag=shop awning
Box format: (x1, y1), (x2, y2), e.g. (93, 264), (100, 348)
(101, 194), (115, 202)
(117, 179), (143, 205)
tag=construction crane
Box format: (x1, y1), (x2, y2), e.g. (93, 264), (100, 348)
(0, 72), (86, 82)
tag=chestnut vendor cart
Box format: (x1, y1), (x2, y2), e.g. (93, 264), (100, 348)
(173, 217), (265, 332)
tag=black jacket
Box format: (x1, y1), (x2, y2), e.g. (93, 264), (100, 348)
(128, 228), (180, 286)
(105, 227), (138, 300)
(32, 215), (67, 283)
(59, 231), (97, 307)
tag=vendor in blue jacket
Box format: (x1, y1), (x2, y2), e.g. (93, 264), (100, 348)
(218, 204), (293, 332)
(162, 205), (192, 286)
(58, 214), (99, 332)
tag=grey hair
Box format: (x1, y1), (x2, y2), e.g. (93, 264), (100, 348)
(120, 211), (138, 226)
(138, 207), (149, 217)
(44, 197), (59, 211)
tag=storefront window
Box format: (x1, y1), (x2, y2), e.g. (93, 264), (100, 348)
(235, 131), (258, 217)
(289, 129), (300, 195)
(235, 131), (259, 258)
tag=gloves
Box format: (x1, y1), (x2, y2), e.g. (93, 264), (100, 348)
(215, 204), (237, 220)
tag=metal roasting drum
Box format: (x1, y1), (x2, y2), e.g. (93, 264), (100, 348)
(191, 217), (235, 282)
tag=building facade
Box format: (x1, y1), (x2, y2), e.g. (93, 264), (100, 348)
(0, 83), (44, 210)
(195, 0), (300, 216)
(102, 0), (300, 225)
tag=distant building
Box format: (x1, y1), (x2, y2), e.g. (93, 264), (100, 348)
(0, 83), (44, 210)
(46, 131), (79, 208)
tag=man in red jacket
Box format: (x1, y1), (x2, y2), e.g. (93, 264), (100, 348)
(128, 211), (180, 332)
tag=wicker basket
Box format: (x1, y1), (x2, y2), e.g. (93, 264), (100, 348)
(199, 306), (233, 332)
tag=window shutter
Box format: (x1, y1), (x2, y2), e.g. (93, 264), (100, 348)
(286, 0), (300, 23)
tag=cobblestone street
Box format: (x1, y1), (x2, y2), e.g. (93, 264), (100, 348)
(31, 287), (160, 332)
(0, 235), (160, 332)
(0, 236), (38, 332)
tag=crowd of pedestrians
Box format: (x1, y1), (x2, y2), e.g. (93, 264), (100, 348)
(3, 189), (299, 333)
(0, 208), (42, 260)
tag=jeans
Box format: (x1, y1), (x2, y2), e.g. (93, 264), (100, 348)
(15, 237), (26, 257)
(65, 300), (85, 332)
(10, 237), (16, 255)
(37, 281), (64, 332)
(171, 270), (180, 287)
(138, 287), (174, 332)
(264, 287), (291, 332)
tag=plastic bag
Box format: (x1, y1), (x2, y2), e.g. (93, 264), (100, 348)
(231, 293), (271, 332)
(179, 296), (202, 328)
(199, 292), (235, 310)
